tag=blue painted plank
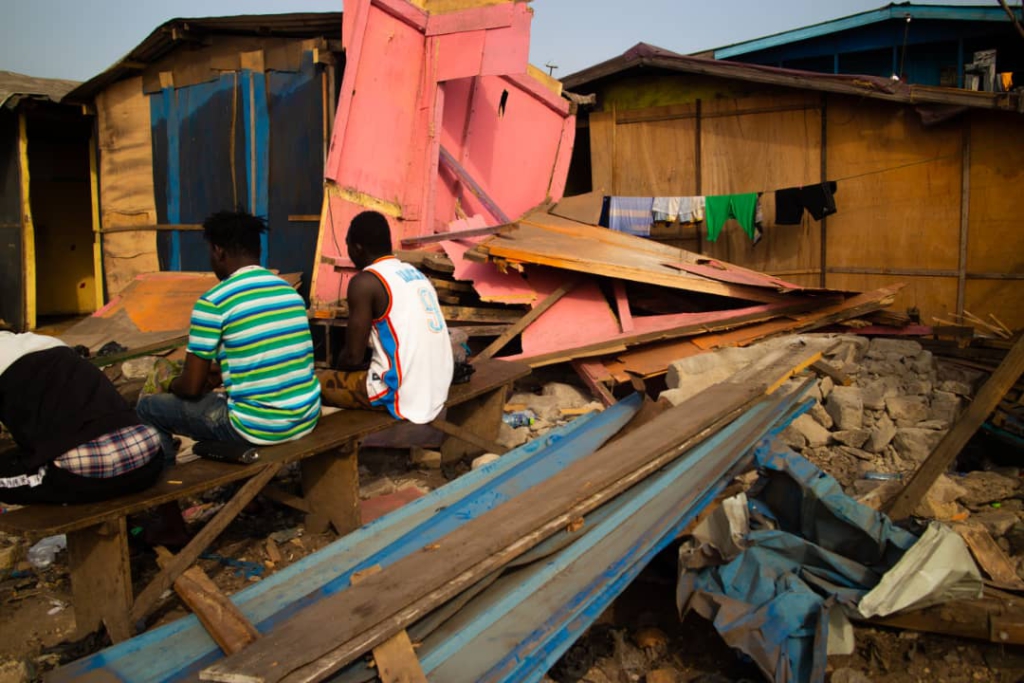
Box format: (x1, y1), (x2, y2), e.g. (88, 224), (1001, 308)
(162, 86), (181, 272)
(416, 391), (802, 683)
(54, 396), (642, 683)
(250, 71), (270, 267)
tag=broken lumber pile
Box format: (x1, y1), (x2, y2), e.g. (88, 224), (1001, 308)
(54, 342), (830, 683)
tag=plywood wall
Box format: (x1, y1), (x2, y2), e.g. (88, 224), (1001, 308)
(965, 110), (1024, 329)
(95, 76), (160, 297)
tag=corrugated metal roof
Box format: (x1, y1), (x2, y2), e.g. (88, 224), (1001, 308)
(0, 70), (80, 110)
(65, 12), (342, 102)
(711, 2), (1021, 60)
(563, 42), (1023, 115)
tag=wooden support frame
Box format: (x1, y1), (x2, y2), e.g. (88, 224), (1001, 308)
(88, 124), (104, 311)
(67, 518), (133, 642)
(17, 111), (36, 330)
(301, 444), (361, 535)
(956, 121), (971, 317)
(887, 333), (1024, 520)
(474, 281), (578, 361)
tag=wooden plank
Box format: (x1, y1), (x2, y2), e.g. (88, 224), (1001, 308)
(588, 111), (614, 193)
(129, 463), (284, 625)
(66, 519), (132, 642)
(438, 147), (510, 224)
(400, 224), (510, 247)
(100, 224), (204, 234)
(350, 566), (428, 683)
(441, 305), (522, 324)
(200, 345), (822, 683)
(301, 446), (361, 536)
(953, 523), (1024, 591)
(550, 192), (604, 226)
(810, 359), (852, 386)
(573, 360), (616, 407)
(957, 122), (971, 317)
(887, 333), (1024, 520)
(154, 547), (261, 655)
(88, 129), (104, 312)
(474, 281), (577, 361)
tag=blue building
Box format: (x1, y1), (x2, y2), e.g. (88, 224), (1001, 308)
(705, 3), (1023, 88)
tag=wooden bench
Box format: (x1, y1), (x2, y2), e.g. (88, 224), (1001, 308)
(0, 359), (528, 643)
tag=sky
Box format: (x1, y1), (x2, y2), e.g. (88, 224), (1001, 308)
(0, 0), (1001, 83)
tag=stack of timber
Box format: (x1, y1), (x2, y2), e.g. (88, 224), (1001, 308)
(52, 341), (830, 683)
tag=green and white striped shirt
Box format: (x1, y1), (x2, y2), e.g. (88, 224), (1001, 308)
(187, 266), (320, 444)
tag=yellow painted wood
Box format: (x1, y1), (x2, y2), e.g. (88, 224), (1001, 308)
(527, 64), (562, 97)
(309, 191), (332, 311)
(327, 183), (404, 218)
(410, 0), (509, 12)
(88, 132), (104, 310)
(17, 112), (36, 330)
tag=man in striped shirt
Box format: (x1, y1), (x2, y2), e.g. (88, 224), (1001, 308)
(137, 211), (321, 465)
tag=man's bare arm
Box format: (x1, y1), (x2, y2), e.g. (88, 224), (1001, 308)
(171, 353), (213, 399)
(336, 272), (385, 370)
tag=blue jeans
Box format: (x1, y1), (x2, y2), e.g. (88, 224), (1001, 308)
(136, 392), (249, 466)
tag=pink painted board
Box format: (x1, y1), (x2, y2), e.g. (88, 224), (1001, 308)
(426, 3), (514, 36)
(629, 301), (796, 335)
(510, 268), (620, 360)
(613, 281), (634, 333)
(437, 31), (487, 82)
(441, 240), (536, 304)
(480, 3), (532, 75)
(666, 260), (802, 291)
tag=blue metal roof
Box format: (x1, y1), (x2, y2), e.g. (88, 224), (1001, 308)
(713, 3), (1019, 59)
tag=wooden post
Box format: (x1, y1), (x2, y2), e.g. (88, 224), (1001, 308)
(439, 385), (507, 465)
(88, 124), (104, 311)
(474, 281), (577, 361)
(695, 98), (702, 256)
(301, 442), (361, 535)
(17, 111), (36, 330)
(956, 119), (971, 317)
(67, 518), (133, 642)
(887, 333), (1024, 520)
(819, 93), (828, 289)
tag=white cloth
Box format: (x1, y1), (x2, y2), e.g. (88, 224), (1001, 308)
(0, 332), (66, 377)
(363, 256), (454, 424)
(652, 196), (705, 223)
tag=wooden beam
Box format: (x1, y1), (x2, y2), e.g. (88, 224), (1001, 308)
(288, 215), (321, 222)
(100, 224), (204, 234)
(438, 146), (510, 225)
(155, 546), (261, 655)
(130, 463), (283, 625)
(886, 333), (1024, 520)
(88, 126), (104, 312)
(400, 224), (511, 247)
(953, 523), (1024, 591)
(350, 566), (428, 683)
(474, 281), (578, 361)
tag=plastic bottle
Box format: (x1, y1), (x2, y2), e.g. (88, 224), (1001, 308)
(27, 534), (67, 569)
(502, 410), (536, 428)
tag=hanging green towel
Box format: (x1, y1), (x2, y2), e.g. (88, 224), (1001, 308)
(705, 193), (759, 242)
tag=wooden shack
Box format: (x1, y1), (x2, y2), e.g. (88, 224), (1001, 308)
(0, 71), (95, 331)
(563, 44), (1024, 328)
(64, 13), (343, 302)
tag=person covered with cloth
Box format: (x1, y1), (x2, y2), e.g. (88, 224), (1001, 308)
(0, 327), (163, 504)
(136, 210), (321, 463)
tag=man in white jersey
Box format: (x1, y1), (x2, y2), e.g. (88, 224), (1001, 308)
(319, 211), (454, 423)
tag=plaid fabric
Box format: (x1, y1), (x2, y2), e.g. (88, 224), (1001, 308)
(54, 424), (162, 479)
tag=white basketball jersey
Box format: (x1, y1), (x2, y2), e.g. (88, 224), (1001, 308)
(364, 256), (454, 424)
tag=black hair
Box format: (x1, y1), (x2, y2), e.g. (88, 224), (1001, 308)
(346, 211), (392, 255)
(202, 210), (268, 258)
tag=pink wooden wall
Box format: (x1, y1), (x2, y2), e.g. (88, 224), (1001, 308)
(312, 0), (575, 309)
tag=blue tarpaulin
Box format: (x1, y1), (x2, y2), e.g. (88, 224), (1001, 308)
(677, 443), (919, 683)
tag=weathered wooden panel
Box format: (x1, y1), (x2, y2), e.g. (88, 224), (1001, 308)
(826, 273), (958, 323)
(95, 77), (159, 297)
(967, 110), (1024, 275)
(700, 102), (822, 276)
(826, 97), (961, 271)
(965, 280), (1024, 331)
(589, 110), (614, 194)
(612, 112), (697, 197)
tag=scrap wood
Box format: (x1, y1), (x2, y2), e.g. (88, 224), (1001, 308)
(952, 523), (1024, 591)
(200, 344), (825, 683)
(810, 359), (852, 386)
(963, 310), (1011, 339)
(351, 566), (428, 683)
(400, 223), (512, 248)
(887, 332), (1024, 521)
(154, 547), (260, 656)
(470, 213), (799, 305)
(864, 590), (1024, 645)
(990, 313), (1014, 337)
(473, 280), (579, 361)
